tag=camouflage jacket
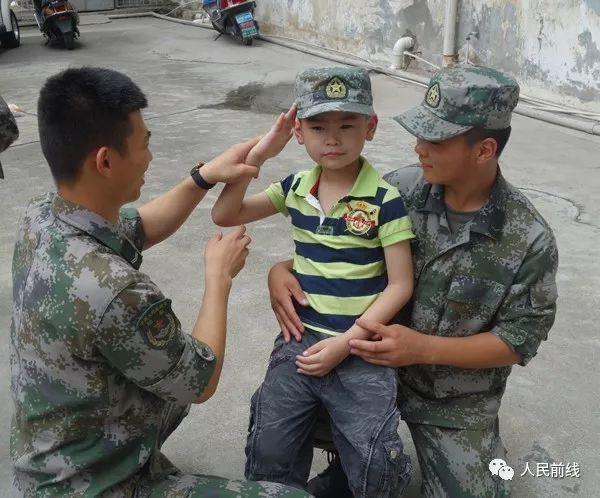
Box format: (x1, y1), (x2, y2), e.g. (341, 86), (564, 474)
(10, 194), (216, 496)
(384, 166), (558, 430)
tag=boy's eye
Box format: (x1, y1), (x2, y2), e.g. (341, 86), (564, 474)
(311, 126), (324, 131)
(341, 124), (354, 129)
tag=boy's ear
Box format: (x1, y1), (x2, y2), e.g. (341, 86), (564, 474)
(366, 114), (378, 141)
(294, 117), (305, 145)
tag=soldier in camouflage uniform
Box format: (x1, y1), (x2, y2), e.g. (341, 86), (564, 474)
(0, 94), (19, 178)
(10, 67), (309, 497)
(268, 66), (558, 497)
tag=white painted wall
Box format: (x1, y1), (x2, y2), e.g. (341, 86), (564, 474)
(255, 0), (600, 111)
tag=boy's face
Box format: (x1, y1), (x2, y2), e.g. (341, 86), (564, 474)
(414, 134), (480, 185)
(295, 111), (378, 169)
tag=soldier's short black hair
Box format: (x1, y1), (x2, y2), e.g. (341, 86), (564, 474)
(38, 67), (148, 184)
(463, 127), (512, 157)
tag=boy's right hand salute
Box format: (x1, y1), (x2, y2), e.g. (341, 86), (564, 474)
(247, 104), (297, 167)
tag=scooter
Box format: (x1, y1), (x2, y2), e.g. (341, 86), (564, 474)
(33, 0), (79, 49)
(202, 0), (259, 46)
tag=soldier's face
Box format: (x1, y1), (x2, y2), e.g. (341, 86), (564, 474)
(112, 111), (153, 203)
(295, 112), (377, 170)
(414, 135), (477, 185)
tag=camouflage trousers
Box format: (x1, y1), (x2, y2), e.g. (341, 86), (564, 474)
(407, 419), (510, 498)
(315, 411), (510, 497)
(135, 403), (310, 498)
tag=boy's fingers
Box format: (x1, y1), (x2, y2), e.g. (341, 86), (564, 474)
(295, 350), (322, 364)
(300, 342), (324, 357)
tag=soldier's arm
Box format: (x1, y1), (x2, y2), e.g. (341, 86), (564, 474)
(138, 137), (260, 250)
(96, 282), (219, 405)
(351, 229), (558, 368)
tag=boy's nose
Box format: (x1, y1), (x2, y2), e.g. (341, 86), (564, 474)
(325, 133), (341, 146)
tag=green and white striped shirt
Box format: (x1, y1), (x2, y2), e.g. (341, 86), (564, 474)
(265, 157), (414, 336)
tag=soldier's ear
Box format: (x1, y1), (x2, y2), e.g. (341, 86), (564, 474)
(94, 146), (113, 178)
(477, 137), (498, 163)
(366, 114), (378, 141)
(294, 118), (305, 145)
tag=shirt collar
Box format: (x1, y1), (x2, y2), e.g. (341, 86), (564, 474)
(416, 169), (507, 240)
(294, 157), (381, 200)
(51, 194), (143, 269)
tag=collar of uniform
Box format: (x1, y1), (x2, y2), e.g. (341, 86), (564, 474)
(51, 194), (143, 269)
(416, 169), (507, 240)
(293, 157), (380, 199)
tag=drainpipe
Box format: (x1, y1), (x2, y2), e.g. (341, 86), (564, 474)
(390, 36), (415, 70)
(442, 0), (459, 66)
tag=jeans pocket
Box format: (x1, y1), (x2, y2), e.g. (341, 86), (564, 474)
(379, 437), (412, 497)
(267, 342), (294, 371)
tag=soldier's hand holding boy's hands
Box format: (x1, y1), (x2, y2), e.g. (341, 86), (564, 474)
(246, 104), (297, 167)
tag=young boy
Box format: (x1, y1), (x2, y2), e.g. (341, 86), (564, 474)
(212, 67), (413, 497)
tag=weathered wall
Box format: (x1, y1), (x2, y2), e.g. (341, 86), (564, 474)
(255, 0), (600, 110)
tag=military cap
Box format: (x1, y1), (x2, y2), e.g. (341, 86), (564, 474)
(394, 65), (520, 141)
(0, 96), (19, 179)
(295, 66), (374, 119)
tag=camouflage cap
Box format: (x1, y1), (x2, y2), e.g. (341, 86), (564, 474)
(295, 67), (374, 119)
(0, 96), (19, 179)
(394, 66), (520, 142)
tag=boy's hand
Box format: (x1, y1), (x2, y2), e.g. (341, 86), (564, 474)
(247, 104), (297, 166)
(295, 336), (349, 377)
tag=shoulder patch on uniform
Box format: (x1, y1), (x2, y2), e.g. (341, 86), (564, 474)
(137, 298), (179, 349)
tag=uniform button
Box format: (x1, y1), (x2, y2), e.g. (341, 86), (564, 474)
(390, 449), (398, 460)
(516, 334), (525, 344)
(196, 342), (216, 362)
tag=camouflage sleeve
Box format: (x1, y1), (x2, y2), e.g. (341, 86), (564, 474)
(490, 230), (559, 366)
(119, 207), (145, 251)
(96, 281), (216, 404)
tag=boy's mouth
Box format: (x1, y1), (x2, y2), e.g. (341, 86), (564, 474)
(322, 152), (345, 157)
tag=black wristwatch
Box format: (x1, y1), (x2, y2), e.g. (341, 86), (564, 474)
(190, 162), (216, 190)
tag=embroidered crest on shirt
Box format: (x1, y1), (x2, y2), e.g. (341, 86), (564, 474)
(343, 201), (377, 235)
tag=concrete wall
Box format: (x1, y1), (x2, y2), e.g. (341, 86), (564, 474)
(255, 0), (600, 111)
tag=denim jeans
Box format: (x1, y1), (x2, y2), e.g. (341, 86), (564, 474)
(245, 330), (411, 498)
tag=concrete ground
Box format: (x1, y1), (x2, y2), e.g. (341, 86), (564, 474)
(1, 16), (599, 497)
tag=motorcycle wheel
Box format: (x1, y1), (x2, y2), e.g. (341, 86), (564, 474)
(63, 31), (74, 50)
(2, 11), (21, 48)
(242, 37), (253, 46)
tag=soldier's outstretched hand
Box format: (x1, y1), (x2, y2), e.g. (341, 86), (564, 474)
(204, 226), (251, 282)
(200, 137), (262, 185)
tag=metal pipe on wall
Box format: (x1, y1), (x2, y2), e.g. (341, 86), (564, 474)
(442, 0), (459, 66)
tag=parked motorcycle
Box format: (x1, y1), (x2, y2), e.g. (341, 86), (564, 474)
(33, 0), (79, 49)
(202, 0), (259, 46)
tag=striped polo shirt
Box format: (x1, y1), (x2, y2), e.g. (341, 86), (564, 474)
(265, 157), (415, 336)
